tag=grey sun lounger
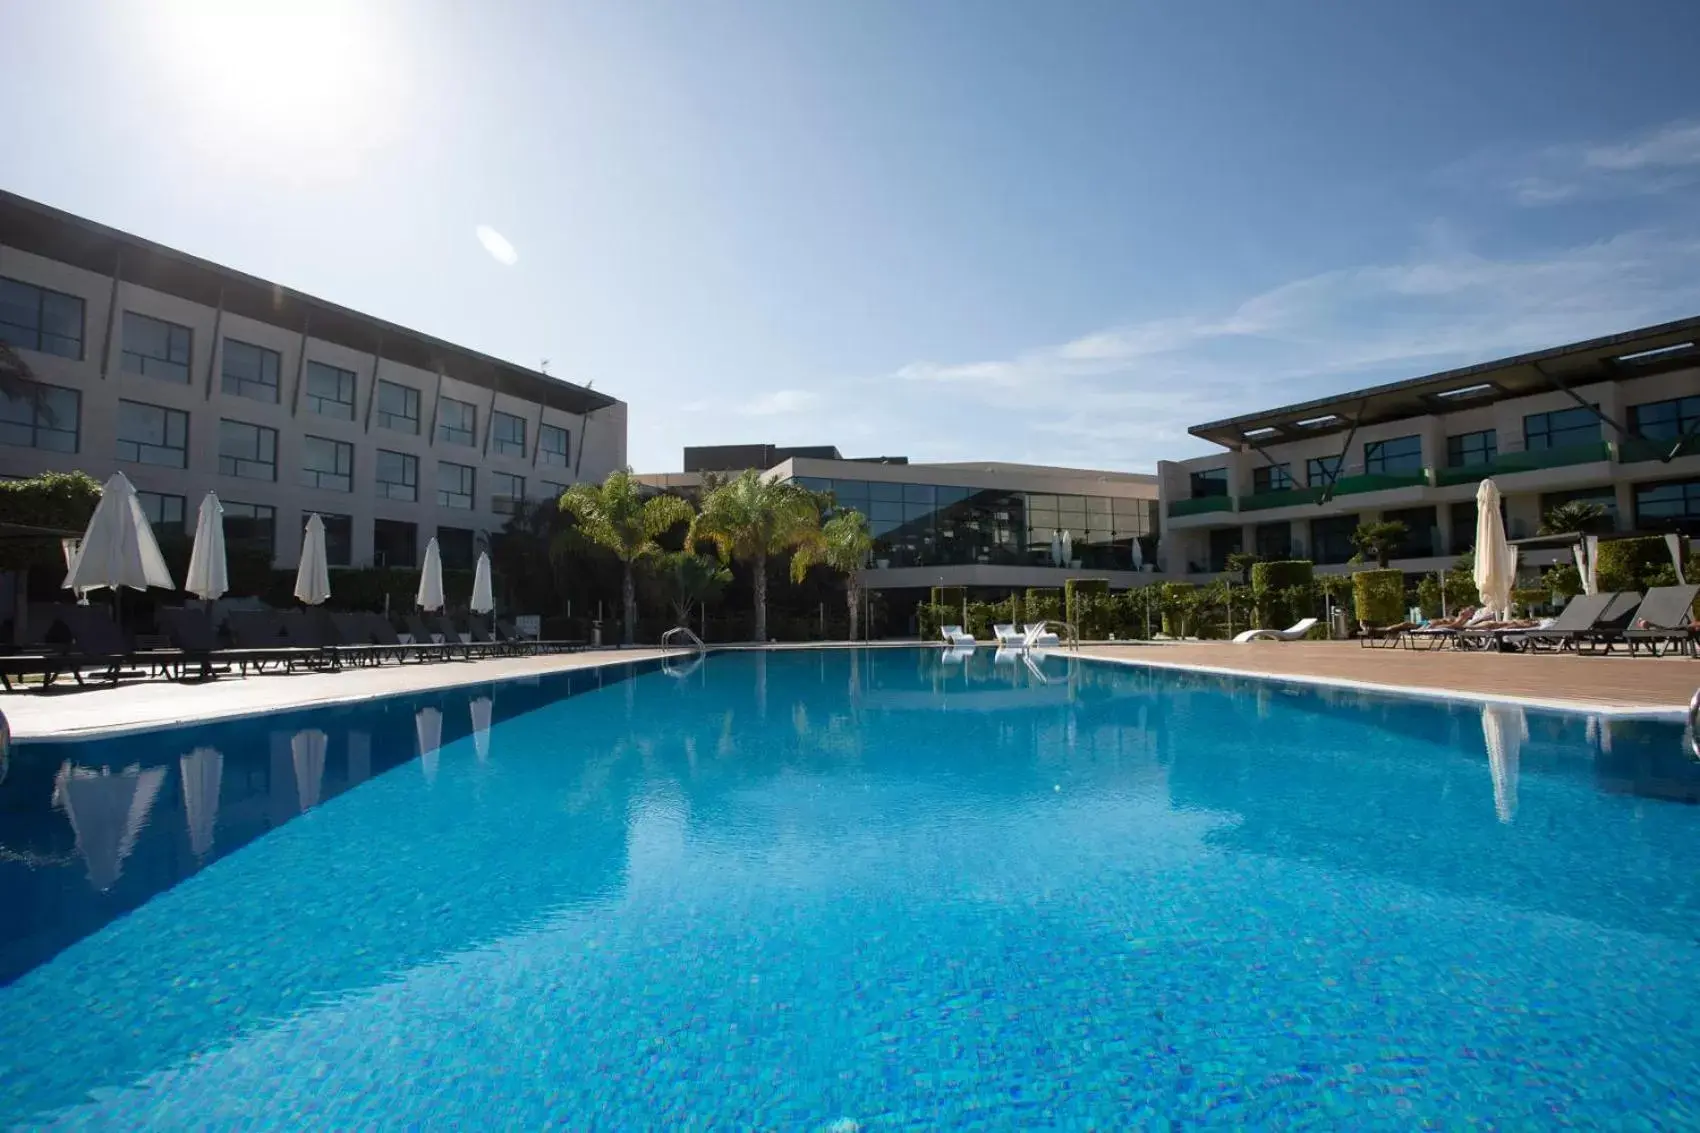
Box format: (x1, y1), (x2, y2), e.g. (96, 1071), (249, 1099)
(1508, 591), (1632, 653)
(1610, 585), (1700, 657)
(159, 607), (317, 678)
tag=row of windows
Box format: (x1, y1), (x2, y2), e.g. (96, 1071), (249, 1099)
(1199, 478), (1700, 569)
(0, 380), (568, 508)
(131, 496), (514, 571)
(3, 279), (573, 463)
(1196, 398), (1700, 497)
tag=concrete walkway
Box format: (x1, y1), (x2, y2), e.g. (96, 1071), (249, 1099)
(4, 648), (671, 740)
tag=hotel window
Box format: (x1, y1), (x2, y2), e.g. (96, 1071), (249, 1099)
(121, 312), (192, 383)
(1207, 528), (1242, 573)
(376, 380), (420, 433)
(1189, 467), (1228, 498)
(538, 423), (569, 467)
(1634, 478), (1700, 536)
(300, 434), (353, 492)
(1524, 406), (1600, 451)
(535, 479), (567, 501)
(491, 410), (526, 457)
(304, 361), (357, 420)
(1306, 455), (1343, 486)
(0, 379), (79, 452)
(116, 399), (188, 468)
(437, 460), (474, 509)
(314, 512), (353, 567)
(373, 518), (417, 568)
(1445, 429), (1497, 468)
(491, 471), (525, 514)
(376, 449), (418, 501)
(1252, 463), (1292, 493)
(224, 501), (276, 559)
(0, 277), (84, 359)
(220, 339), (281, 403)
(218, 418), (277, 480)
(1363, 434), (1422, 475)
(437, 526), (475, 571)
(1630, 395), (1700, 440)
(437, 397), (476, 446)
(1254, 521), (1292, 560)
(136, 491), (187, 540)
(1309, 514), (1360, 565)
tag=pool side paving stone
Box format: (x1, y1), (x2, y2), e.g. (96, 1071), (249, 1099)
(4, 648), (671, 740)
(1078, 640), (1698, 715)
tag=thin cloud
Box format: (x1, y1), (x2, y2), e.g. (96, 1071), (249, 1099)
(740, 388), (818, 416)
(475, 225), (518, 266)
(1453, 119), (1700, 207)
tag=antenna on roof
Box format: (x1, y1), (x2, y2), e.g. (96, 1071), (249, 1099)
(540, 358), (550, 374)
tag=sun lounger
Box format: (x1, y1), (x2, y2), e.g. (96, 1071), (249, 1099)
(993, 623), (1026, 647)
(159, 607), (314, 678)
(365, 613), (458, 663)
(1611, 585), (1700, 657)
(1233, 617), (1318, 644)
(1359, 621), (1417, 648)
(494, 618), (583, 654)
(940, 624), (976, 647)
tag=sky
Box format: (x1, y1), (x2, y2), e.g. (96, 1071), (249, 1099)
(4, 0), (1700, 473)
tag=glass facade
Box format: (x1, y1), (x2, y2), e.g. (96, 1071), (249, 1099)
(1446, 429), (1496, 468)
(791, 476), (1157, 570)
(1635, 478), (1700, 536)
(1382, 505), (1438, 558)
(1525, 406), (1600, 450)
(538, 424), (569, 467)
(0, 277), (83, 359)
(376, 381), (419, 434)
(0, 380), (79, 453)
(1252, 463), (1292, 493)
(137, 491), (186, 539)
(1308, 514), (1359, 565)
(116, 399), (188, 468)
(1254, 521), (1292, 560)
(1363, 434), (1422, 475)
(221, 339), (281, 403)
(1190, 467), (1229, 498)
(437, 398), (476, 447)
(491, 411), (526, 458)
(305, 361), (356, 419)
(1306, 456), (1342, 487)
(121, 312), (192, 384)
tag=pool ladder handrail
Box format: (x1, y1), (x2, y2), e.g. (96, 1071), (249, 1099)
(660, 626), (707, 679)
(1687, 686), (1700, 762)
(1023, 619), (1080, 651)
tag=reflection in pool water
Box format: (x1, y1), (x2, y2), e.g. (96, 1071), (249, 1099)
(0, 650), (1695, 1126)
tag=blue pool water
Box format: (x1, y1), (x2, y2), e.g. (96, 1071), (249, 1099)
(0, 648), (1697, 1127)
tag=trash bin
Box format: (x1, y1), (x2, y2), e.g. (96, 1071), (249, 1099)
(591, 621), (603, 648)
(1330, 607), (1350, 640)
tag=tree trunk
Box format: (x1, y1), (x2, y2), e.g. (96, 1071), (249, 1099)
(752, 549), (768, 641)
(846, 579), (860, 641)
(621, 560), (636, 645)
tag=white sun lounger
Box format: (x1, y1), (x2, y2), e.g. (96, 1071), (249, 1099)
(1022, 622), (1060, 648)
(940, 624), (976, 647)
(1232, 617), (1318, 644)
(993, 623), (1026, 646)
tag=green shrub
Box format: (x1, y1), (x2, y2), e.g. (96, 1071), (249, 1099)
(930, 585), (966, 610)
(1024, 588), (1062, 623)
(1352, 569), (1405, 629)
(0, 470), (103, 571)
(1249, 560), (1314, 628)
(1511, 587), (1549, 616)
(1594, 536), (1677, 593)
(1159, 582), (1195, 637)
(1064, 578), (1109, 628)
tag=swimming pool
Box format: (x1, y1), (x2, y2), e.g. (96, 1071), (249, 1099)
(1, 647), (1696, 1126)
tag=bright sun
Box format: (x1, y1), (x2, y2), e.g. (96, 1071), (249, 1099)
(150, 0), (406, 170)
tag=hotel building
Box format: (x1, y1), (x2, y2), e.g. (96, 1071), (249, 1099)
(1156, 318), (1700, 579)
(0, 191), (626, 572)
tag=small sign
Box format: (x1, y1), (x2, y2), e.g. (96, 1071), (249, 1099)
(515, 614), (541, 640)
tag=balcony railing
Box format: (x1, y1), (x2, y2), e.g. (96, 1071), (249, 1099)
(1329, 470), (1430, 496)
(1168, 495), (1236, 517)
(1619, 436), (1700, 464)
(1240, 486), (1322, 512)
(1434, 441), (1612, 485)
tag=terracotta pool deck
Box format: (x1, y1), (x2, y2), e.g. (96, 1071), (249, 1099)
(1077, 640), (1698, 716)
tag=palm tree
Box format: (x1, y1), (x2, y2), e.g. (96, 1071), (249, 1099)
(657, 550), (732, 628)
(1540, 500), (1609, 535)
(1350, 520), (1408, 569)
(691, 470), (822, 641)
(792, 509), (875, 640)
(557, 470), (694, 644)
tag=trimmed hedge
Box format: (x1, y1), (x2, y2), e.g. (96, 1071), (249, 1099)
(1249, 560), (1314, 591)
(1064, 578), (1109, 628)
(930, 585), (967, 609)
(1352, 569), (1405, 629)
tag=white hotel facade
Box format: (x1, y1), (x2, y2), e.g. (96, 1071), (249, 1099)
(1156, 318), (1700, 580)
(0, 191), (626, 572)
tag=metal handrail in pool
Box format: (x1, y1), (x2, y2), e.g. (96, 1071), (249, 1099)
(1024, 620), (1080, 650)
(660, 627), (707, 679)
(1688, 687), (1699, 762)
(660, 626), (706, 653)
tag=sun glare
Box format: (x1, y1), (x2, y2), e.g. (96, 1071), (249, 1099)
(152, 0), (406, 171)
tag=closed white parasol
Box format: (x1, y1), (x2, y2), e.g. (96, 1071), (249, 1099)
(471, 551), (494, 615)
(416, 538), (445, 612)
(64, 472), (174, 594)
(294, 515), (332, 605)
(1471, 479), (1515, 619)
(185, 492), (229, 602)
